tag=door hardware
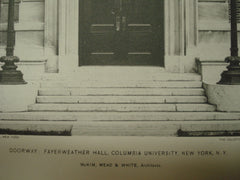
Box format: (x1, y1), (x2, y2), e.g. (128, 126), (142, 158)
(122, 16), (127, 32)
(116, 16), (121, 31)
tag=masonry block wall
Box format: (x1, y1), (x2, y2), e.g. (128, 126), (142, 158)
(0, 0), (45, 59)
(198, 0), (240, 60)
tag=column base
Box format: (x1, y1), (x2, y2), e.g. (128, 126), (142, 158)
(0, 70), (26, 85)
(218, 56), (240, 85)
(218, 70), (240, 85)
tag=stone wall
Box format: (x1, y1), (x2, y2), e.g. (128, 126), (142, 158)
(0, 0), (45, 60)
(197, 0), (240, 60)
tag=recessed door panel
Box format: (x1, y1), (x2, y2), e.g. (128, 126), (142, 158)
(79, 0), (164, 66)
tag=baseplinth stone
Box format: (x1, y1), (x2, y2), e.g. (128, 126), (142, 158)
(204, 82), (240, 112)
(0, 83), (38, 112)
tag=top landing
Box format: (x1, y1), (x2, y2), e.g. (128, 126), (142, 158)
(42, 67), (201, 82)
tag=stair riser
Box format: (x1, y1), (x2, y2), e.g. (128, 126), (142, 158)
(28, 104), (216, 112)
(39, 88), (205, 96)
(36, 96), (207, 104)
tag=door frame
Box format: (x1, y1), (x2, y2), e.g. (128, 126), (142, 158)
(57, 0), (198, 73)
(79, 0), (85, 66)
(78, 0), (165, 66)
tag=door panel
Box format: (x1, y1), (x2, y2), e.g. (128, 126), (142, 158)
(79, 0), (164, 66)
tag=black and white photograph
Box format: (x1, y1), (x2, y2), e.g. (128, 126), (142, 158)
(0, 0), (240, 179)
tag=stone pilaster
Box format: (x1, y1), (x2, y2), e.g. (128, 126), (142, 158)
(44, 0), (59, 72)
(164, 0), (198, 72)
(58, 0), (79, 73)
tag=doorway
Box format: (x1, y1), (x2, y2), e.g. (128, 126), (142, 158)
(79, 0), (164, 66)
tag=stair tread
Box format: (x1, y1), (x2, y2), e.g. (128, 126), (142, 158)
(40, 81), (202, 88)
(41, 71), (201, 81)
(28, 103), (216, 112)
(36, 96), (207, 104)
(39, 88), (205, 96)
(1, 112), (240, 121)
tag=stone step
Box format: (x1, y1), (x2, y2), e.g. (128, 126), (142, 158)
(0, 120), (240, 136)
(28, 104), (216, 112)
(36, 96), (207, 104)
(39, 88), (205, 96)
(40, 71), (201, 81)
(1, 112), (239, 121)
(71, 120), (240, 136)
(40, 81), (202, 88)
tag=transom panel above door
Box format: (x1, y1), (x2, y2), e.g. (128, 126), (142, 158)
(79, 0), (164, 66)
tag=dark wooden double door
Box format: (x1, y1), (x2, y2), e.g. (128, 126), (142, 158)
(79, 0), (164, 66)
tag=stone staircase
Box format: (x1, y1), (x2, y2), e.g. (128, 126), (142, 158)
(31, 81), (214, 113)
(1, 68), (240, 136)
